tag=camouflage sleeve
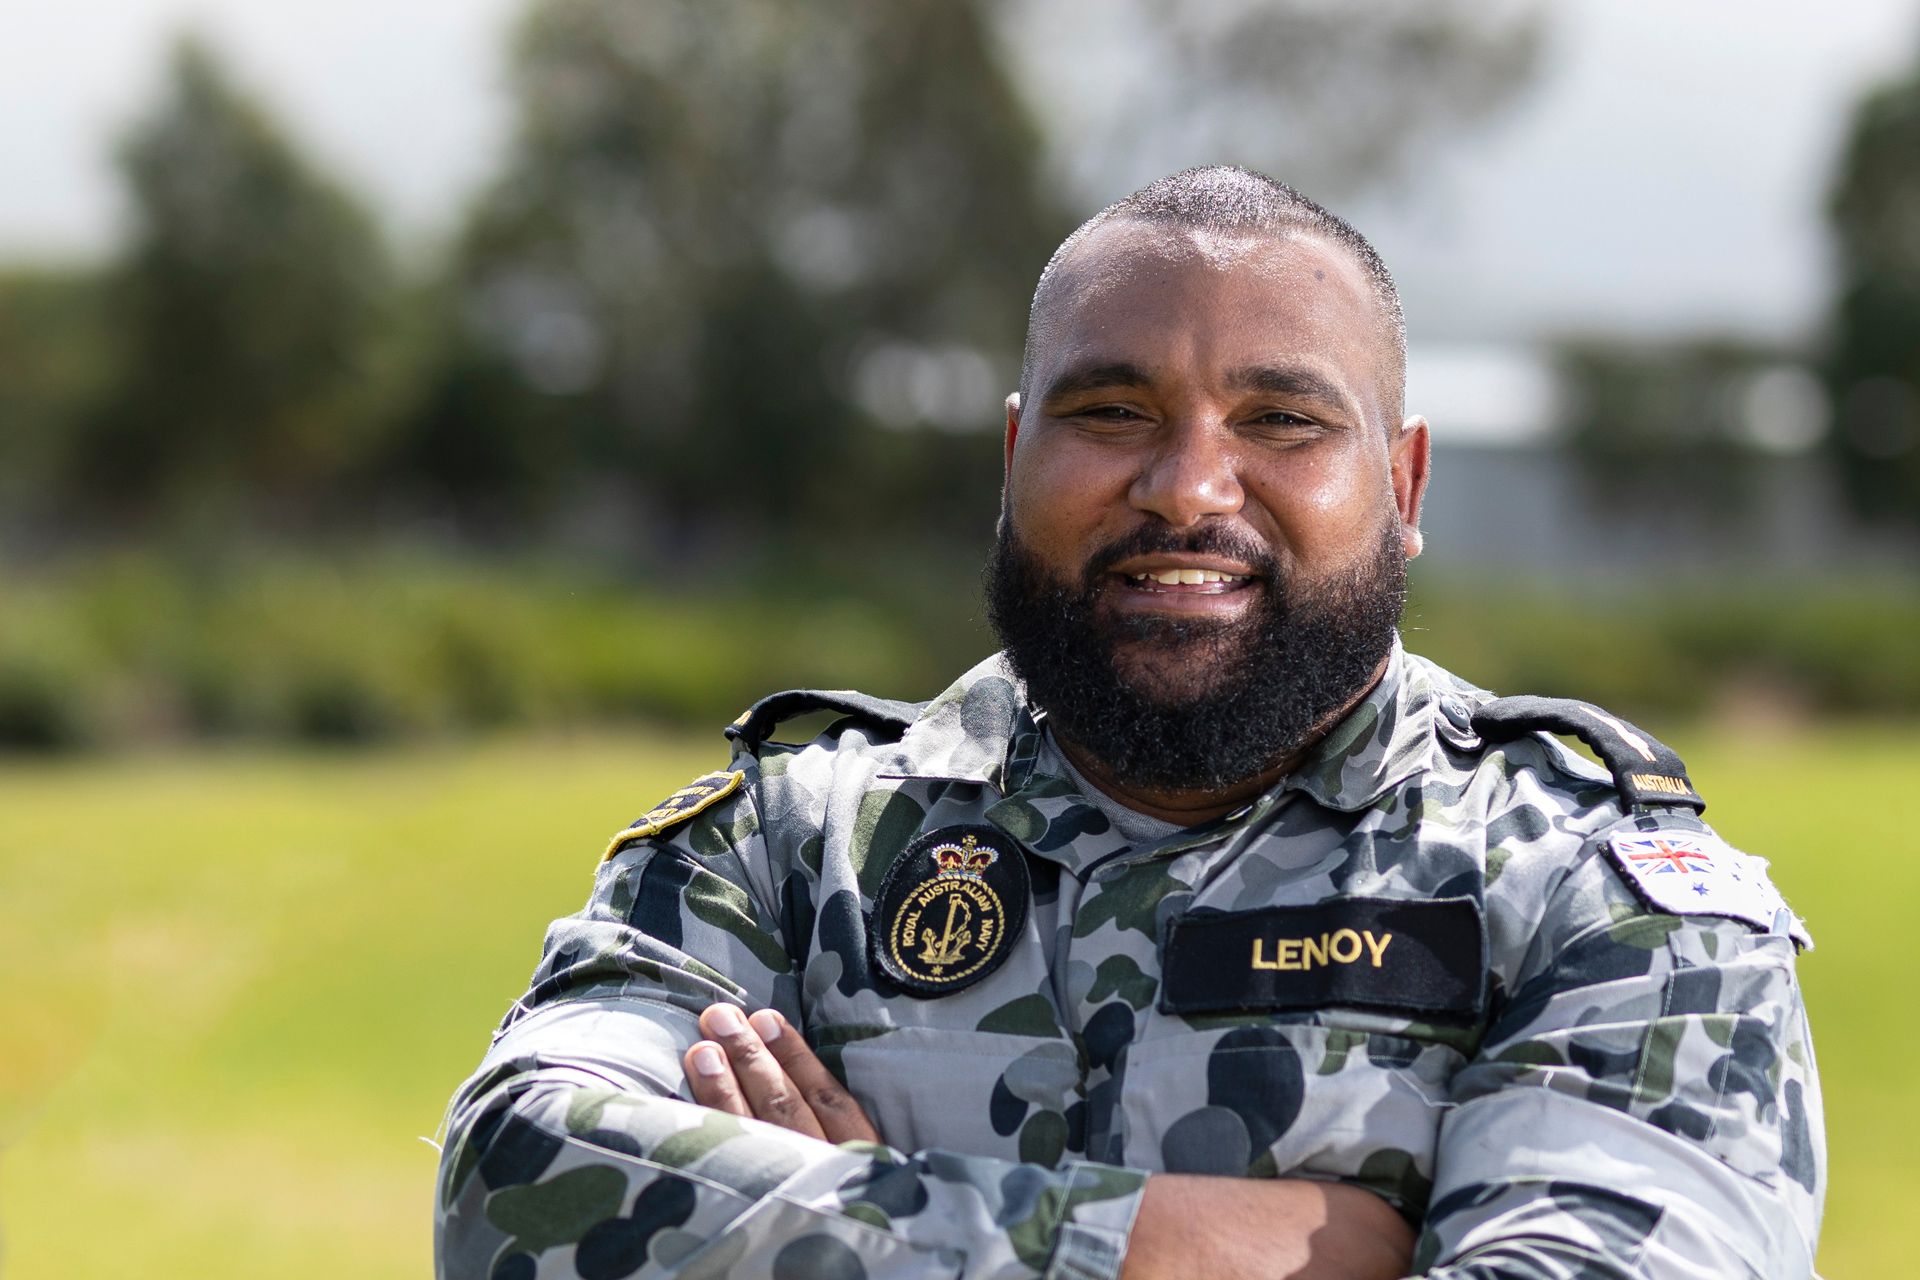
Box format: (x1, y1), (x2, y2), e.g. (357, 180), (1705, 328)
(435, 776), (1147, 1280)
(1416, 838), (1824, 1278)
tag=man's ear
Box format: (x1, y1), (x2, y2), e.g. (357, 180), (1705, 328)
(1391, 414), (1431, 559)
(1003, 392), (1022, 481)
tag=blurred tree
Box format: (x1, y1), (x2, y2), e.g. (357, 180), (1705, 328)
(402, 0), (1055, 544)
(70, 35), (399, 534)
(1007, 0), (1545, 203)
(416, 0), (1545, 553)
(19, 4), (1547, 556)
(0, 270), (108, 536)
(1827, 54), (1920, 526)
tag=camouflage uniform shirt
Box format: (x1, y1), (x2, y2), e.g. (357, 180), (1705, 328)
(436, 642), (1824, 1278)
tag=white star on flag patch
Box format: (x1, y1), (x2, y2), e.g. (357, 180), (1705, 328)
(1604, 829), (1811, 948)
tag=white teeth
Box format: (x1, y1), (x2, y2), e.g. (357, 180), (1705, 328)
(1127, 569), (1245, 585)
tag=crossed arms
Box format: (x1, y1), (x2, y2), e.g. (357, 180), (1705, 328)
(436, 939), (1411, 1280)
(678, 1002), (1412, 1280)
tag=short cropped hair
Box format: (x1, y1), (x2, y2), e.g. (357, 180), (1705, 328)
(1021, 165), (1406, 418)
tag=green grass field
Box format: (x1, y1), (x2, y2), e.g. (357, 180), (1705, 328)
(0, 721), (1911, 1276)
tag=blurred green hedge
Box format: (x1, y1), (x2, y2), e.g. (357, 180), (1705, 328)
(0, 553), (985, 749)
(1, 553), (1914, 749)
(1406, 581), (1920, 718)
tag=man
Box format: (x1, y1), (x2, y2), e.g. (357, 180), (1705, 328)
(436, 167), (1822, 1279)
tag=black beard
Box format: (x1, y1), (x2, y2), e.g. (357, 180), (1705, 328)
(984, 518), (1407, 793)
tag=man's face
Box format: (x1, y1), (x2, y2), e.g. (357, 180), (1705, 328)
(989, 219), (1429, 790)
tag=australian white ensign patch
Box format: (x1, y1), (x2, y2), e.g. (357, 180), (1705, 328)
(1605, 829), (1810, 947)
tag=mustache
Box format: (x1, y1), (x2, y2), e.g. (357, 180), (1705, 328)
(1082, 523), (1279, 587)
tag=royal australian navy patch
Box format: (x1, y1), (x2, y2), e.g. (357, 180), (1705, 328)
(1604, 828), (1810, 947)
(872, 824), (1029, 997)
(602, 770), (744, 861)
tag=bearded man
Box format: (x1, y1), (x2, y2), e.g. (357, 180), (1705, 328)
(436, 167), (1822, 1280)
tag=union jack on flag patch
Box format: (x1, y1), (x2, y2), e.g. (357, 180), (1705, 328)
(1614, 833), (1715, 875)
(1603, 827), (1811, 948)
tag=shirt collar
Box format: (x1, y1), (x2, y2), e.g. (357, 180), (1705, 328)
(1277, 637), (1450, 812)
(872, 652), (1033, 790)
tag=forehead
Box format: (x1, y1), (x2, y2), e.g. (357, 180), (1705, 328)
(1030, 219), (1386, 406)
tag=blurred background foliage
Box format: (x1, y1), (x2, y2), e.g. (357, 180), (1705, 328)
(0, 0), (1580, 748)
(0, 0), (1904, 744)
(0, 0), (1914, 749)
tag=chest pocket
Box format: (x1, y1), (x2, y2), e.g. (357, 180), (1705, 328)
(832, 1025), (1082, 1164)
(801, 906), (1082, 1166)
(1109, 1013), (1463, 1211)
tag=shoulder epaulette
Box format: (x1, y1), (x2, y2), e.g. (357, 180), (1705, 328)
(724, 688), (924, 751)
(1470, 695), (1705, 814)
(602, 769), (744, 861)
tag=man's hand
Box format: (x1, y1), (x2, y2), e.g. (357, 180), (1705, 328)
(683, 1003), (881, 1145)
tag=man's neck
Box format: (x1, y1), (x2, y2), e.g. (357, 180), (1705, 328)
(1048, 654), (1393, 827)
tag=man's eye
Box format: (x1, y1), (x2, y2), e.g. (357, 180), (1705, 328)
(1254, 410), (1314, 427)
(1069, 404), (1151, 428)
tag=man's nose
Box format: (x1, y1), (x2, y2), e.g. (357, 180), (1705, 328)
(1127, 419), (1246, 526)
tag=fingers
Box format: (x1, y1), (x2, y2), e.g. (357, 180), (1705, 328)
(746, 1009), (881, 1145)
(682, 1036), (752, 1119)
(683, 1005), (884, 1145)
(693, 1004), (827, 1140)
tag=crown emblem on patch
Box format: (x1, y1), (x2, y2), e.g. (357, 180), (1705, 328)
(872, 824), (1029, 998)
(931, 833), (997, 877)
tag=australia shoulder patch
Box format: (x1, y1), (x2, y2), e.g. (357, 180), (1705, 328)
(602, 770), (744, 861)
(1603, 827), (1810, 947)
(872, 824), (1030, 998)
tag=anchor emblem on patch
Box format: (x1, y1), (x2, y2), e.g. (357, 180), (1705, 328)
(872, 824), (1029, 997)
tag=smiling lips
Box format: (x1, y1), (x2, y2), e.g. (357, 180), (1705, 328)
(1106, 563), (1260, 615)
(1124, 567), (1248, 591)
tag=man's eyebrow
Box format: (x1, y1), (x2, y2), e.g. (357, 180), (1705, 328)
(1227, 364), (1352, 409)
(1038, 360), (1153, 403)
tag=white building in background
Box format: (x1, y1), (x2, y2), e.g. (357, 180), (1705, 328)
(1408, 342), (1913, 579)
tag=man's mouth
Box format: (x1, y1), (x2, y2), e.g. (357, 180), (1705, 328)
(1120, 568), (1252, 593)
(1099, 557), (1265, 616)
(1103, 552), (1265, 602)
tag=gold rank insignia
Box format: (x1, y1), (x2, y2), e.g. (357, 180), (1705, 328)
(871, 825), (1029, 998)
(602, 769), (745, 861)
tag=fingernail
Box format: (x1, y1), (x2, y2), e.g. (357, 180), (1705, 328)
(749, 1010), (782, 1042)
(692, 1044), (727, 1077)
(707, 1004), (745, 1036)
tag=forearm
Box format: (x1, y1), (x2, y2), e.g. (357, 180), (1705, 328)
(1120, 1175), (1412, 1280)
(437, 1003), (1146, 1280)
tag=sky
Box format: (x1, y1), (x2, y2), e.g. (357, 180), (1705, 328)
(3, 0), (1917, 368)
(0, 0), (523, 256)
(1354, 0), (1920, 346)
